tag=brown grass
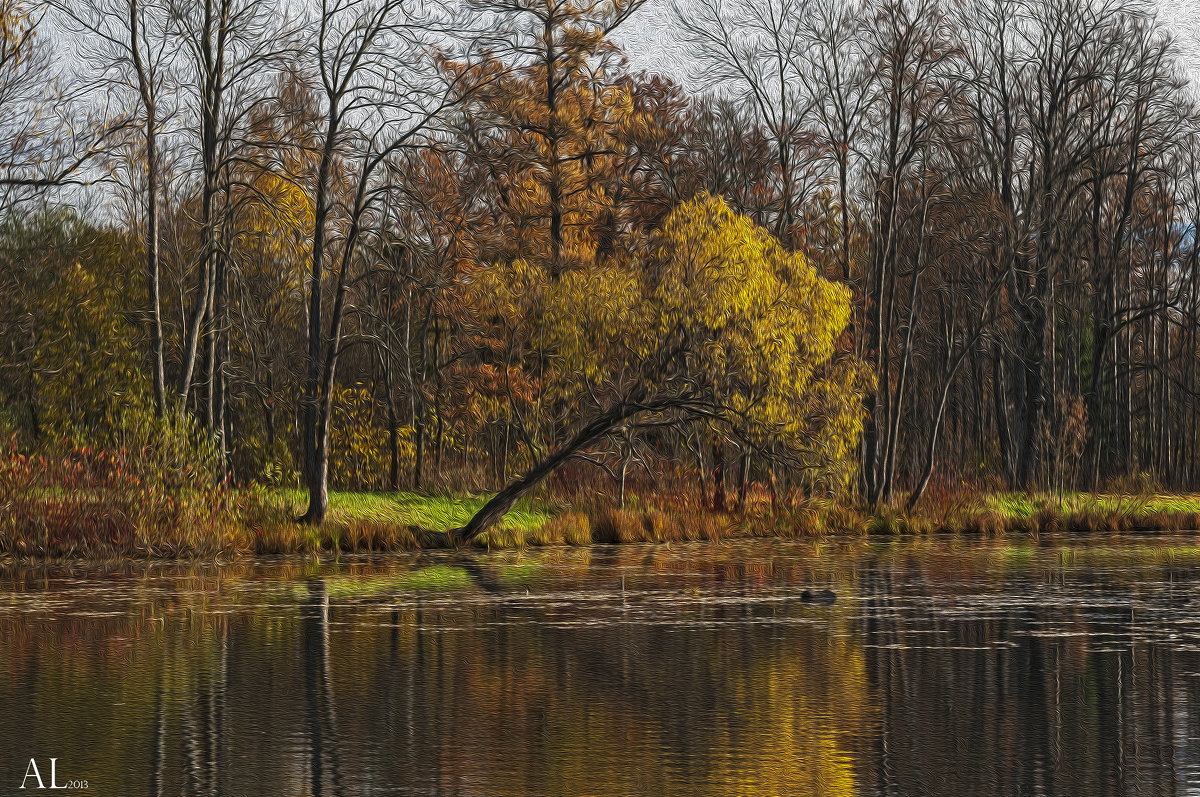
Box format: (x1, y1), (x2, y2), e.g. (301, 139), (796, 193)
(7, 449), (1200, 563)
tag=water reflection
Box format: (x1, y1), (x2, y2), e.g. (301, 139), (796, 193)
(303, 578), (342, 797)
(3, 540), (1200, 795)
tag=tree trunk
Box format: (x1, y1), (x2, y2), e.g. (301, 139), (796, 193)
(303, 393), (332, 525)
(301, 100), (339, 525)
(736, 447), (751, 511)
(1016, 269), (1048, 489)
(908, 368), (958, 510)
(453, 401), (644, 544)
(142, 91), (165, 416)
(712, 442), (726, 512)
(176, 0), (225, 410)
(413, 416), (425, 491)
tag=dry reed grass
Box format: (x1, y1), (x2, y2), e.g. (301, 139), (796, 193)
(7, 450), (1200, 562)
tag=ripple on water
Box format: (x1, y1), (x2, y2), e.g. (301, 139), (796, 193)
(2, 536), (1200, 796)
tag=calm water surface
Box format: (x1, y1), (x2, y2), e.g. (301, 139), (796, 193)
(3, 537), (1200, 796)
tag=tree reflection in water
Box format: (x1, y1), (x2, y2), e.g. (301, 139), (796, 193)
(1, 540), (1199, 796)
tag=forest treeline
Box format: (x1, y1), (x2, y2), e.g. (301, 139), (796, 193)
(1, 0), (1198, 535)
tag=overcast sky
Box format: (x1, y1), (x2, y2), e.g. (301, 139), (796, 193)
(612, 0), (1200, 90)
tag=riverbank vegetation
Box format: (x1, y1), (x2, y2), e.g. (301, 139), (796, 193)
(3, 0), (1200, 557)
(6, 465), (1200, 558)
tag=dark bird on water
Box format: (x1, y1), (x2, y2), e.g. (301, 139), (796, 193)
(801, 589), (836, 604)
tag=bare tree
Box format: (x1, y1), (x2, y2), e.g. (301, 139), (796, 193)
(170, 0), (294, 440)
(54, 0), (176, 415)
(801, 0), (871, 283)
(298, 0), (476, 524)
(673, 0), (817, 245)
(857, 0), (958, 505)
(0, 0), (114, 211)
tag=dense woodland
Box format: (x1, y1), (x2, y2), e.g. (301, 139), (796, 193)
(1, 0), (1199, 533)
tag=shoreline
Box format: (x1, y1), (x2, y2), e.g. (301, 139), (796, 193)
(3, 489), (1200, 562)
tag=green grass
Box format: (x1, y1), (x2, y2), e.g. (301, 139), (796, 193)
(10, 481), (1200, 561)
(317, 561), (548, 597)
(321, 565), (477, 597)
(286, 488), (1200, 552)
(982, 494), (1038, 519)
(913, 490), (1200, 536)
(235, 489), (571, 554)
(978, 492), (1200, 516)
(273, 489), (553, 535)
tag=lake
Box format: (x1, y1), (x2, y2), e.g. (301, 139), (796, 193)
(3, 537), (1200, 796)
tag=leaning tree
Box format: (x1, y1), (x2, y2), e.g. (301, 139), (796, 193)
(450, 192), (871, 543)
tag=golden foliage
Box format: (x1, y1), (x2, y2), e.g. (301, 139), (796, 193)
(474, 193), (871, 486)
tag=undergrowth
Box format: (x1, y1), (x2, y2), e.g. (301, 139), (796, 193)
(5, 445), (1200, 561)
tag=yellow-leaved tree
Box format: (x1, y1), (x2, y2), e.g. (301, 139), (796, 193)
(455, 193), (871, 542)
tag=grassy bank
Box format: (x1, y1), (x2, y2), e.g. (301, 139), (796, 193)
(244, 489), (736, 553)
(5, 481), (1200, 560)
(866, 492), (1200, 536)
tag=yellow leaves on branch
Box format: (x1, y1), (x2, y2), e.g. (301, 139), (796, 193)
(0, 0), (35, 63)
(31, 228), (148, 439)
(649, 194), (870, 481)
(475, 193), (871, 480)
(330, 385), (412, 491)
(651, 192), (850, 384)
